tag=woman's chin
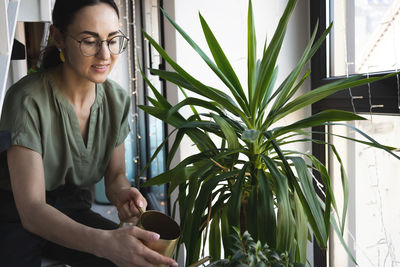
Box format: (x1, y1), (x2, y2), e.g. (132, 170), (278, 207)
(89, 72), (110, 84)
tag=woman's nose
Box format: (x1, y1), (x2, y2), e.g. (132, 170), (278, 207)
(96, 41), (111, 59)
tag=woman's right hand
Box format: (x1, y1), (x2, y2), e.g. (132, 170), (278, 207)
(100, 226), (178, 267)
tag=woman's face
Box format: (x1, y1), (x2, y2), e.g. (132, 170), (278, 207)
(61, 3), (120, 84)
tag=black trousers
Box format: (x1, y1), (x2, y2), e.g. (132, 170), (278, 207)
(0, 185), (118, 267)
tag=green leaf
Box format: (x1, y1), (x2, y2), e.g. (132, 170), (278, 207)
(160, 9), (249, 115)
(166, 129), (185, 169)
(212, 114), (241, 150)
(330, 144), (349, 234)
(142, 152), (209, 187)
(264, 135), (326, 248)
(166, 97), (224, 119)
(252, 0), (297, 120)
(191, 170), (241, 256)
(135, 127), (180, 181)
(241, 129), (260, 143)
(143, 31), (251, 125)
(246, 184), (258, 239)
(209, 214), (221, 261)
(262, 156), (294, 252)
(256, 66), (278, 126)
(289, 157), (327, 241)
(221, 207), (233, 257)
(305, 153), (338, 219)
(168, 166), (198, 195)
(326, 122), (400, 160)
(265, 73), (397, 127)
(257, 169), (277, 248)
(266, 21), (333, 120)
(293, 192), (308, 264)
(138, 61), (171, 108)
(273, 110), (366, 137)
(268, 21), (320, 115)
(184, 175), (202, 264)
(227, 164), (248, 230)
(331, 214), (357, 264)
(199, 13), (247, 110)
(247, 0), (257, 104)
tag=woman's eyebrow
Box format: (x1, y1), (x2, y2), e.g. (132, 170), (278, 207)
(78, 30), (120, 37)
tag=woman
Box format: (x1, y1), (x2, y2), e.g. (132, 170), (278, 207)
(0, 0), (178, 266)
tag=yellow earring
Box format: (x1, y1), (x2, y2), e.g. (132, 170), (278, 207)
(59, 49), (65, 63)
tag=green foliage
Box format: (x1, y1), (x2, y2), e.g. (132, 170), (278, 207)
(209, 228), (294, 267)
(139, 0), (399, 265)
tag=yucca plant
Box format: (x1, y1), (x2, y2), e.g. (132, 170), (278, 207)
(139, 0), (399, 265)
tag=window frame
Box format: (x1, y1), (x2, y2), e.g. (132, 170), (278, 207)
(310, 0), (400, 115)
(310, 1), (400, 266)
(126, 0), (169, 214)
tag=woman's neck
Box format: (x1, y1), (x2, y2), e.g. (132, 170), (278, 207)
(54, 65), (96, 109)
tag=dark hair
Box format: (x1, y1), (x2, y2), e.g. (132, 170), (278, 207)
(42, 0), (119, 69)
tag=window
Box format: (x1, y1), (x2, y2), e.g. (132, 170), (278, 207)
(329, 116), (400, 267)
(330, 0), (400, 76)
(311, 1), (400, 115)
(126, 0), (168, 213)
(311, 1), (400, 266)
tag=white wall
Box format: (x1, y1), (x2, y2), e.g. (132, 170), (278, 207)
(163, 0), (312, 264)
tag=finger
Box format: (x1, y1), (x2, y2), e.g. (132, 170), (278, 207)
(130, 254), (158, 267)
(127, 188), (147, 209)
(143, 247), (178, 267)
(129, 226), (160, 241)
(130, 248), (158, 267)
(129, 200), (144, 217)
(118, 202), (132, 222)
(129, 227), (178, 267)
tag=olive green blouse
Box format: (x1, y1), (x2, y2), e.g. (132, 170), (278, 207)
(0, 70), (130, 191)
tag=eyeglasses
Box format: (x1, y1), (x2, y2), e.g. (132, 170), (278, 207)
(68, 31), (129, 56)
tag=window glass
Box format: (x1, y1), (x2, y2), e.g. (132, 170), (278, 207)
(329, 115), (400, 266)
(329, 0), (400, 76)
(143, 0), (167, 213)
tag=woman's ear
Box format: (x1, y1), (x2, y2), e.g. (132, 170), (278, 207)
(50, 25), (65, 49)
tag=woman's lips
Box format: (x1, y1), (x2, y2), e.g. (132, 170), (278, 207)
(92, 64), (109, 73)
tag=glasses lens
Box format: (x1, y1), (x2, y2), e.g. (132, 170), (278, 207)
(80, 37), (100, 56)
(109, 36), (128, 55)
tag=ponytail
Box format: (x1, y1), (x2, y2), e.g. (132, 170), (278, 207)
(41, 45), (62, 70)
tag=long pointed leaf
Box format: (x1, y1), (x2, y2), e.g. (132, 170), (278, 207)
(257, 169), (277, 247)
(143, 31), (251, 125)
(227, 164), (248, 230)
(167, 97), (224, 119)
(269, 21), (320, 115)
(161, 9), (249, 115)
(212, 114), (240, 150)
(199, 13), (248, 112)
(209, 213), (221, 261)
(247, 0), (257, 103)
(264, 73), (396, 128)
(252, 0), (297, 120)
(273, 110), (366, 137)
(289, 157), (327, 241)
(294, 192), (308, 264)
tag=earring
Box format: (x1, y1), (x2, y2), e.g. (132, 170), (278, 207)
(58, 48), (65, 63)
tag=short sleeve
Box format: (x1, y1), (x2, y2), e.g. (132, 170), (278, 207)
(115, 93), (130, 146)
(0, 90), (42, 155)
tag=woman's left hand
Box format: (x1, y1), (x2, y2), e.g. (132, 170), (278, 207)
(116, 187), (147, 223)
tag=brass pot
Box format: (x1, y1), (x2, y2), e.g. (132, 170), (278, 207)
(137, 209), (180, 267)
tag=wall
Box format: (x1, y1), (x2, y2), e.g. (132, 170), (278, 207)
(162, 0), (312, 264)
